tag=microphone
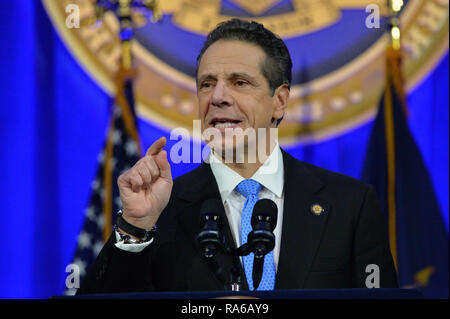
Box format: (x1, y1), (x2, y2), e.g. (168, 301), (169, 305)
(196, 199), (227, 288)
(247, 199), (278, 290)
(196, 198), (224, 258)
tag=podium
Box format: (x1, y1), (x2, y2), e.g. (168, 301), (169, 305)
(58, 288), (423, 299)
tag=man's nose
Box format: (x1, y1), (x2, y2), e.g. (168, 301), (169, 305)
(211, 81), (232, 107)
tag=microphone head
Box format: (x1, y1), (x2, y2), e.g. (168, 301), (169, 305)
(251, 199), (278, 231)
(199, 198), (223, 228)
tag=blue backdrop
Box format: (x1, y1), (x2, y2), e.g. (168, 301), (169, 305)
(0, 1), (447, 298)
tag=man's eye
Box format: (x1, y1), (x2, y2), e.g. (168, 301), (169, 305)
(235, 80), (248, 87)
(201, 82), (212, 88)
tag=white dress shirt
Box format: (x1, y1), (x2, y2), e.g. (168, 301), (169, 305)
(115, 144), (285, 272)
(209, 144), (284, 270)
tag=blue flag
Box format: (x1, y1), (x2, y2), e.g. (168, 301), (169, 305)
(361, 48), (449, 298)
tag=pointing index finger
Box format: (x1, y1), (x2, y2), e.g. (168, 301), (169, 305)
(146, 136), (167, 156)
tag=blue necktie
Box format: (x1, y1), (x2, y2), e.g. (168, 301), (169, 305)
(236, 179), (276, 291)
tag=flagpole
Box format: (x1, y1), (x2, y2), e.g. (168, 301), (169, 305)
(92, 0), (160, 241)
(385, 0), (405, 272)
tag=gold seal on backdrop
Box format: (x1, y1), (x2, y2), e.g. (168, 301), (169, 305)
(42, 0), (448, 144)
(168, 0), (341, 38)
(230, 0), (283, 15)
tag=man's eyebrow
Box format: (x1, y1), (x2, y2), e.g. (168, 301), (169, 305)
(197, 72), (258, 84)
(229, 72), (258, 83)
(197, 74), (216, 84)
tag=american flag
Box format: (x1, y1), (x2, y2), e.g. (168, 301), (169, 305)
(66, 68), (141, 295)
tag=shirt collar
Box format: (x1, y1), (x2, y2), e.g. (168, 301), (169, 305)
(209, 143), (284, 202)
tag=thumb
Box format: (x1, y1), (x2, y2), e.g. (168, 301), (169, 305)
(154, 150), (172, 181)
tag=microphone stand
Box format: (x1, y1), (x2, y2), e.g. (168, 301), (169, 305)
(228, 243), (251, 291)
(230, 248), (242, 291)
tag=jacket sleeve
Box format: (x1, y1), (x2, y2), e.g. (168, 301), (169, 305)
(351, 186), (399, 288)
(76, 232), (155, 295)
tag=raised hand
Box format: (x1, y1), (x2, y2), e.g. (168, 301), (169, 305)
(117, 137), (173, 230)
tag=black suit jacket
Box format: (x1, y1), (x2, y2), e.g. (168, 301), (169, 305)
(77, 150), (398, 294)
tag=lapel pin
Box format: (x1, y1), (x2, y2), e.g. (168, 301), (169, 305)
(310, 203), (325, 216)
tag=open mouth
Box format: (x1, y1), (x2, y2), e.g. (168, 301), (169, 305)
(209, 118), (242, 129)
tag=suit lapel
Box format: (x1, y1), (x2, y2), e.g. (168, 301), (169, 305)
(276, 150), (330, 289)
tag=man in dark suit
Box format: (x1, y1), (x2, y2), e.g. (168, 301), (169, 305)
(77, 19), (397, 294)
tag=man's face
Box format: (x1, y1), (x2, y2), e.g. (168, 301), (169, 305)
(197, 40), (287, 158)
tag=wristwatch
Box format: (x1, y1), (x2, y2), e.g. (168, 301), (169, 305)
(115, 210), (157, 244)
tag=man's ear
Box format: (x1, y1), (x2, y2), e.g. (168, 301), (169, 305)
(271, 84), (290, 126)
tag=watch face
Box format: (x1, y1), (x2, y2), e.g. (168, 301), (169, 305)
(123, 236), (141, 244)
(116, 228), (141, 244)
(44, 0), (449, 143)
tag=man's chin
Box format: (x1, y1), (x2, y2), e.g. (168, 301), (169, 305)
(209, 141), (253, 164)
